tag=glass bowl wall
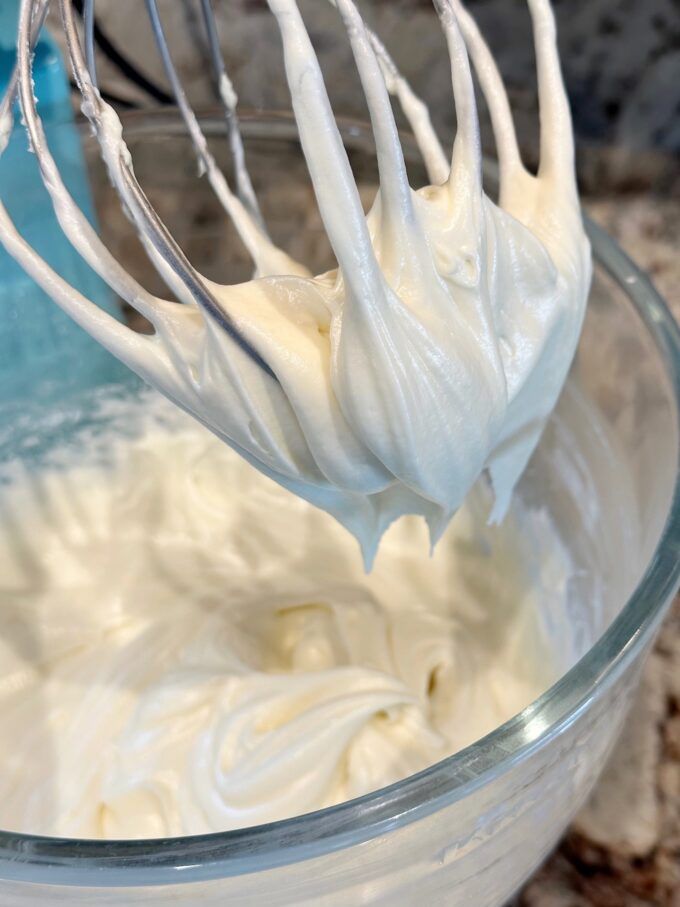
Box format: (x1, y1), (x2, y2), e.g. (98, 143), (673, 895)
(0, 112), (677, 906)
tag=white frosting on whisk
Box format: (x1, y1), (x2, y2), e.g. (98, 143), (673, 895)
(0, 0), (590, 566)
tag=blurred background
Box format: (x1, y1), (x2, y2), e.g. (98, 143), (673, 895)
(49, 0), (680, 188)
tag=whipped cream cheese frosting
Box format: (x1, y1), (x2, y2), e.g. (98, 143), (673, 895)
(0, 0), (591, 565)
(0, 397), (572, 838)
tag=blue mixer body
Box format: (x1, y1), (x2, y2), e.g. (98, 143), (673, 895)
(0, 7), (128, 405)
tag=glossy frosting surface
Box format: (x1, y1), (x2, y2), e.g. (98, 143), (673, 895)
(0, 398), (572, 837)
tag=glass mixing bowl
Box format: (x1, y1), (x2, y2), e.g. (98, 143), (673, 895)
(0, 112), (678, 906)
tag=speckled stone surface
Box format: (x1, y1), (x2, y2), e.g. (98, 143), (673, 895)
(514, 193), (680, 907)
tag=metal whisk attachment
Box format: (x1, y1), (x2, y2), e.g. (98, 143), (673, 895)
(0, 0), (587, 564)
(0, 0), (464, 370)
(2, 0), (286, 375)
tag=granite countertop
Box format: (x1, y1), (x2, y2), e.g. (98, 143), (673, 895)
(517, 192), (680, 907)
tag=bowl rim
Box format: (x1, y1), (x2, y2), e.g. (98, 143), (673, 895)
(0, 109), (678, 887)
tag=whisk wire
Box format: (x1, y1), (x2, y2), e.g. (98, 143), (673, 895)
(198, 0), (265, 229)
(83, 0), (97, 87)
(61, 0), (277, 376)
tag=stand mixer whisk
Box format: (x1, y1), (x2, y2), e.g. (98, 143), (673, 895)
(0, 0), (591, 566)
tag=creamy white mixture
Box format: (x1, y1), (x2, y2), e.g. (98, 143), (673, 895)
(0, 396), (572, 838)
(0, 0), (593, 840)
(0, 0), (590, 566)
